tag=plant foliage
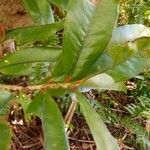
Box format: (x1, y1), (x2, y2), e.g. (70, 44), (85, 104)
(0, 0), (149, 149)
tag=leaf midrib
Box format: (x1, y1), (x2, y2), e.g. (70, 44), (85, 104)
(68, 2), (99, 75)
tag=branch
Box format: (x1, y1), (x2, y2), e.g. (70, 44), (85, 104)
(0, 82), (80, 92)
(65, 100), (77, 126)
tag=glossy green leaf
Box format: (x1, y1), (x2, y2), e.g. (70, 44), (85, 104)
(76, 93), (119, 150)
(94, 41), (150, 83)
(0, 64), (33, 76)
(22, 0), (54, 24)
(107, 52), (150, 82)
(27, 92), (69, 150)
(108, 24), (150, 47)
(0, 122), (12, 150)
(7, 22), (63, 44)
(0, 91), (13, 116)
(39, 59), (65, 84)
(62, 0), (119, 80)
(51, 58), (64, 77)
(85, 26), (150, 80)
(135, 37), (150, 50)
(88, 52), (114, 76)
(78, 42), (137, 79)
(48, 0), (68, 9)
(52, 42), (137, 82)
(107, 43), (137, 65)
(80, 73), (126, 92)
(106, 37), (150, 82)
(0, 47), (61, 75)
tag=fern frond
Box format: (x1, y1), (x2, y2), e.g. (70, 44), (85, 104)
(126, 96), (150, 118)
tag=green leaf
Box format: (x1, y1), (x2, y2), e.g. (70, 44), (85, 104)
(52, 42), (137, 82)
(107, 43), (137, 65)
(76, 93), (119, 150)
(22, 0), (54, 24)
(83, 25), (150, 82)
(27, 92), (69, 150)
(51, 58), (66, 82)
(0, 91), (13, 116)
(80, 73), (126, 92)
(108, 24), (150, 47)
(106, 37), (150, 82)
(107, 51), (150, 82)
(91, 39), (150, 82)
(62, 0), (119, 80)
(7, 22), (63, 44)
(0, 122), (12, 150)
(48, 0), (68, 10)
(80, 42), (137, 79)
(0, 64), (33, 76)
(135, 37), (150, 50)
(0, 47), (61, 75)
(16, 92), (31, 114)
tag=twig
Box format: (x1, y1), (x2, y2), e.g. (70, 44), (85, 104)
(73, 129), (80, 138)
(146, 119), (150, 137)
(69, 137), (95, 144)
(0, 82), (80, 92)
(13, 133), (23, 148)
(118, 140), (134, 150)
(22, 142), (40, 149)
(11, 141), (17, 150)
(65, 100), (77, 126)
(110, 108), (127, 113)
(83, 127), (94, 150)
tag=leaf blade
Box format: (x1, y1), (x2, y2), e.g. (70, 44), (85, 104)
(0, 122), (12, 150)
(81, 73), (126, 92)
(27, 92), (69, 150)
(108, 24), (150, 47)
(84, 25), (150, 80)
(22, 0), (54, 24)
(63, 0), (119, 80)
(106, 37), (150, 82)
(0, 91), (13, 116)
(7, 22), (63, 44)
(0, 47), (61, 75)
(76, 92), (119, 150)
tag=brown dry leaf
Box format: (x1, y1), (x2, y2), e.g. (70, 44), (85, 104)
(0, 23), (6, 43)
(2, 39), (15, 53)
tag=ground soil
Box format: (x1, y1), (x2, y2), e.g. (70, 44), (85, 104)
(0, 0), (32, 29)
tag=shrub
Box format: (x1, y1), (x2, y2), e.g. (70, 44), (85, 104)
(0, 0), (150, 149)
